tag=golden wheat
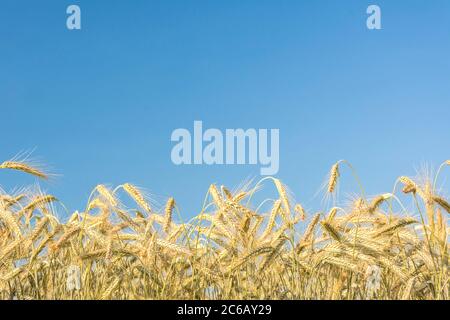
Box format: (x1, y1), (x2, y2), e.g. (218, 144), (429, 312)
(328, 162), (340, 193)
(0, 157), (448, 300)
(0, 161), (48, 179)
(123, 183), (152, 213)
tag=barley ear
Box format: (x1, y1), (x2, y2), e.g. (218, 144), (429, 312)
(328, 163), (340, 193)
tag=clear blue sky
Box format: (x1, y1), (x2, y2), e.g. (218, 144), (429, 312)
(1, 1), (450, 219)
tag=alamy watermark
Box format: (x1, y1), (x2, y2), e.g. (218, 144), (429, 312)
(171, 121), (279, 176)
(66, 265), (81, 291)
(367, 5), (382, 30)
(66, 5), (81, 30)
(365, 265), (382, 299)
(65, 4), (381, 31)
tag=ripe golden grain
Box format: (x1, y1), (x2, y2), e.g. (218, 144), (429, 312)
(369, 193), (392, 213)
(373, 218), (417, 237)
(296, 213), (321, 253)
(0, 208), (22, 239)
(0, 157), (448, 300)
(0, 161), (48, 179)
(327, 207), (339, 221)
(328, 163), (340, 193)
(433, 196), (450, 214)
(52, 226), (81, 250)
(321, 221), (342, 242)
(87, 198), (108, 212)
(101, 278), (121, 300)
(164, 197), (175, 233)
(399, 176), (419, 195)
(28, 217), (49, 242)
(232, 192), (247, 203)
(209, 184), (223, 209)
(262, 200), (281, 238)
(221, 186), (233, 199)
(294, 203), (306, 221)
(123, 183), (152, 213)
(18, 195), (57, 218)
(96, 185), (118, 207)
(274, 179), (291, 215)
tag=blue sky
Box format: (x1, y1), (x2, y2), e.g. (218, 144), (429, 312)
(1, 1), (450, 219)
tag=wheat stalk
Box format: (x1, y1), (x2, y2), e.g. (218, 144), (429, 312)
(328, 163), (340, 193)
(123, 183), (152, 213)
(0, 161), (48, 179)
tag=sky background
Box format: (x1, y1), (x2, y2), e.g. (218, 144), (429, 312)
(1, 0), (450, 220)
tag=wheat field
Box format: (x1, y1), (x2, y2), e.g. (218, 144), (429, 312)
(0, 158), (448, 300)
